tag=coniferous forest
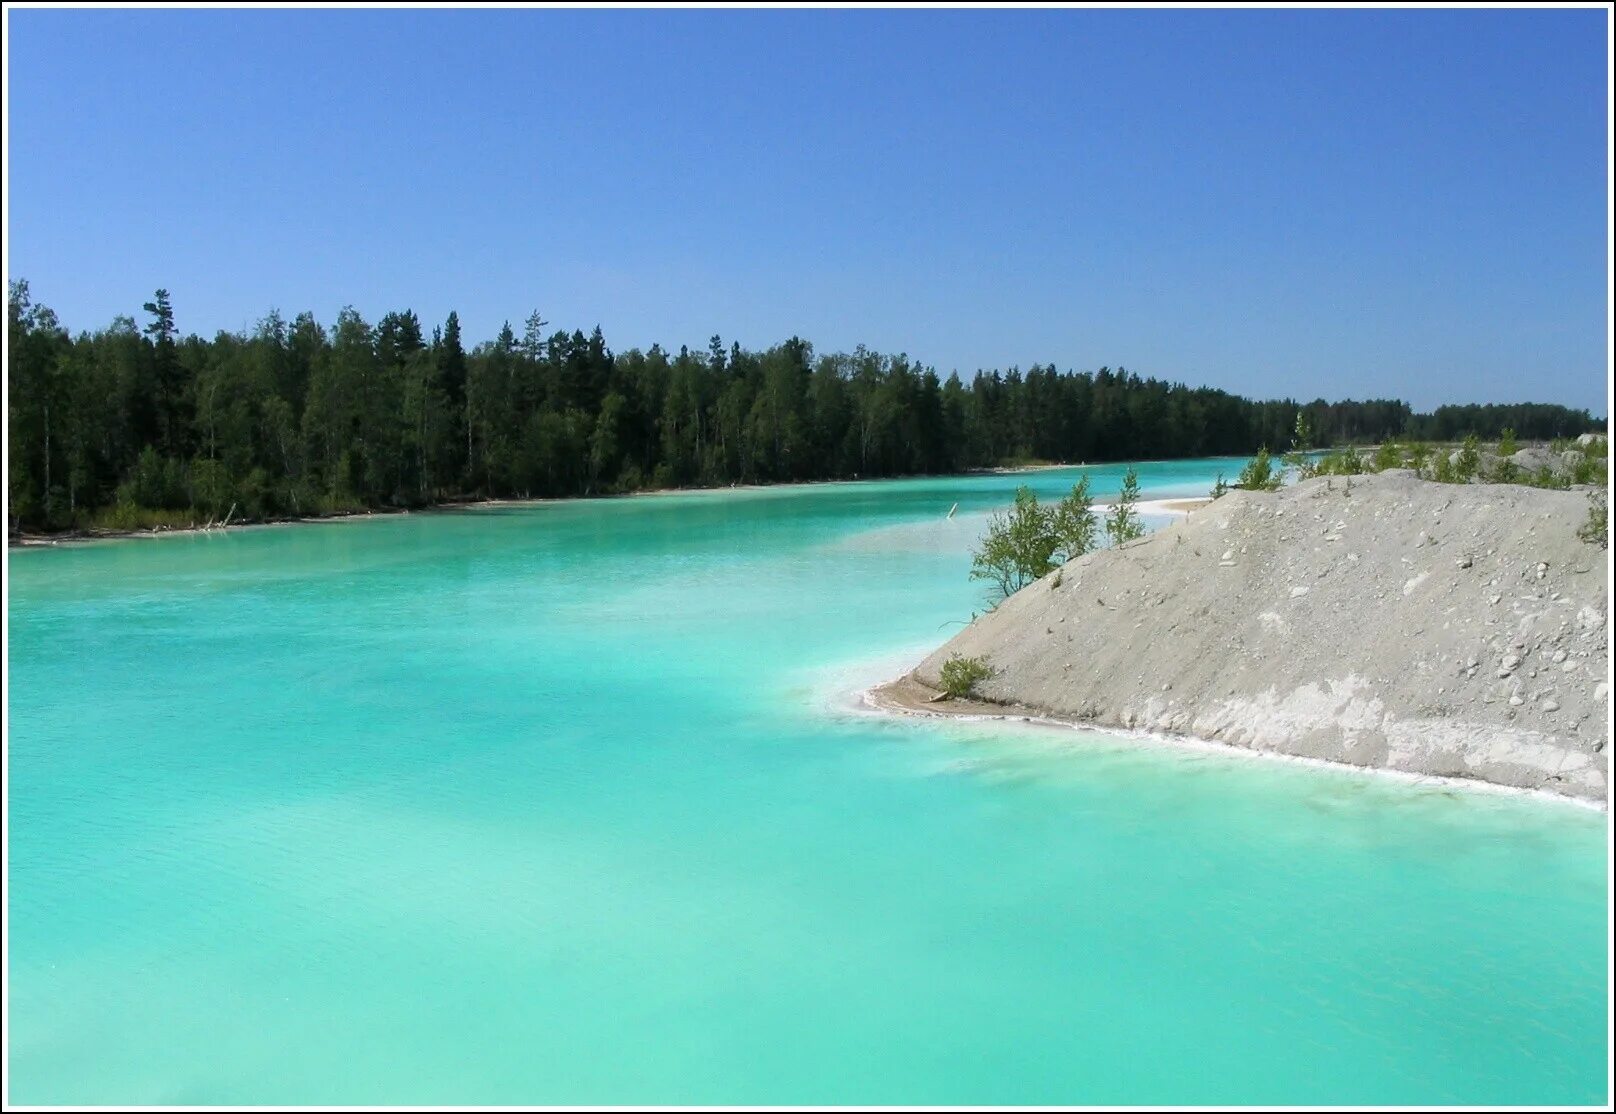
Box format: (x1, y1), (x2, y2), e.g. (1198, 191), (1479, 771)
(6, 281), (1602, 532)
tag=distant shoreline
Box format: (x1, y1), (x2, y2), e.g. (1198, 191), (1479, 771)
(8, 457), (1242, 549)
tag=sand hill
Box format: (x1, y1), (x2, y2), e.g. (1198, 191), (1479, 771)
(875, 470), (1610, 802)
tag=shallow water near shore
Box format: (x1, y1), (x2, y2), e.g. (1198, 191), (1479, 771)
(8, 459), (1608, 1105)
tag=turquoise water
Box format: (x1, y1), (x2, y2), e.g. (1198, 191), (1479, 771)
(7, 459), (1609, 1105)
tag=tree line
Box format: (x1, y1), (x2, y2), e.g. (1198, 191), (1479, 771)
(6, 281), (1603, 532)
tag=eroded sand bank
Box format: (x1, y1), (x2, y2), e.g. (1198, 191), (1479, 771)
(873, 472), (1610, 803)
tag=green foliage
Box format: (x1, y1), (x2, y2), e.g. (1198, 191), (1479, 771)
(970, 475), (1118, 602)
(1292, 411), (1313, 452)
(1427, 451), (1455, 483)
(1312, 446), (1368, 477)
(1547, 434), (1606, 489)
(89, 501), (199, 532)
(1455, 433), (1481, 482)
(118, 446), (189, 510)
(970, 486), (1059, 601)
(1237, 448), (1282, 492)
(1528, 465), (1570, 490)
(1497, 427), (1518, 456)
(939, 654), (994, 699)
(1486, 457), (1520, 485)
(1104, 467), (1145, 545)
(6, 278), (1606, 535)
(1577, 491), (1608, 550)
(1425, 434), (1482, 485)
(238, 466), (276, 520)
(1049, 476), (1099, 564)
(1210, 472), (1229, 500)
(308, 489), (369, 516)
(1372, 441), (1402, 471)
(1280, 410), (1321, 479)
(1409, 403), (1596, 442)
(189, 457), (235, 518)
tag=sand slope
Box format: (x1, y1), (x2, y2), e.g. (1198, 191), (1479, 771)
(881, 471), (1611, 802)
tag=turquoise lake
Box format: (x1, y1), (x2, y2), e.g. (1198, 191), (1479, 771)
(7, 458), (1609, 1105)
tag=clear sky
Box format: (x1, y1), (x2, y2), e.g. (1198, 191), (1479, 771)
(5, 7), (1610, 412)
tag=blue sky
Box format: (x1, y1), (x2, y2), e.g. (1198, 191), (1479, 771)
(6, 7), (1609, 412)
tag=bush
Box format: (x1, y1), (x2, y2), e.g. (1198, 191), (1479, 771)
(939, 654), (994, 699)
(1455, 433), (1481, 482)
(239, 467), (275, 519)
(1578, 491), (1608, 550)
(970, 486), (1059, 601)
(1237, 448), (1281, 492)
(1049, 476), (1098, 563)
(1487, 458), (1520, 484)
(1423, 436), (1481, 485)
(189, 457), (234, 519)
(1314, 446), (1368, 476)
(1528, 465), (1569, 490)
(90, 501), (198, 532)
(119, 446), (189, 510)
(310, 490), (367, 515)
(616, 463), (645, 492)
(972, 470), (1155, 603)
(1105, 466), (1145, 544)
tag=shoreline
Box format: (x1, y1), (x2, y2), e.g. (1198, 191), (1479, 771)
(8, 504), (442, 550)
(860, 674), (1606, 811)
(1137, 496), (1212, 515)
(8, 458), (1236, 550)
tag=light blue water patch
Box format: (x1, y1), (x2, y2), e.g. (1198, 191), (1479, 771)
(7, 460), (1609, 1105)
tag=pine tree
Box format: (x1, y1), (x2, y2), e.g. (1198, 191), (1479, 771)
(142, 289), (187, 457)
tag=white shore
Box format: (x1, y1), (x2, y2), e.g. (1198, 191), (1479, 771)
(855, 673), (1604, 811)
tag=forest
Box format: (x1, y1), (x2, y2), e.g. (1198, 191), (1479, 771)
(7, 281), (1603, 532)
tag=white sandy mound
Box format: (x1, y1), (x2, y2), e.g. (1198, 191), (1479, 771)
(899, 471), (1610, 802)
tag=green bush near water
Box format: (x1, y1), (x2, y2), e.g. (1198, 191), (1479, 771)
(939, 654), (995, 699)
(1237, 448), (1282, 492)
(1104, 468), (1146, 545)
(970, 473), (1123, 603)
